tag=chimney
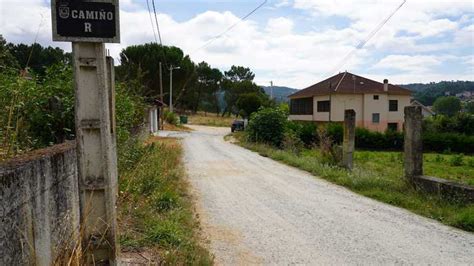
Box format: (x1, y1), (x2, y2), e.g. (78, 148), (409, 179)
(383, 79), (388, 92)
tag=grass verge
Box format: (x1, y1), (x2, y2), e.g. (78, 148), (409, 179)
(118, 136), (213, 265)
(233, 132), (474, 232)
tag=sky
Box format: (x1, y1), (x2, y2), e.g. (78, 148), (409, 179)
(0, 0), (473, 89)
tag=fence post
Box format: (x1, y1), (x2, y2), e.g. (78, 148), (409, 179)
(342, 109), (356, 170)
(404, 106), (423, 180)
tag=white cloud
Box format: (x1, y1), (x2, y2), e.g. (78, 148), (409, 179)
(275, 0), (292, 8)
(0, 0), (472, 88)
(373, 55), (442, 72)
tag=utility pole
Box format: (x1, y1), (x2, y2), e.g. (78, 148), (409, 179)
(270, 81), (274, 99)
(169, 65), (181, 113)
(159, 62), (164, 129)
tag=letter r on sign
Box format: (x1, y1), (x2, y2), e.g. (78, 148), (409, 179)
(84, 22), (92, 33)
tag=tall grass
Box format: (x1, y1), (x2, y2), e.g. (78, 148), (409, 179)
(118, 136), (213, 264)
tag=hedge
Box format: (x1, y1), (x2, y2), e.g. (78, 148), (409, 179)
(422, 132), (474, 154)
(289, 121), (472, 154)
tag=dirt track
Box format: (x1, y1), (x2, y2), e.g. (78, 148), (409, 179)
(182, 125), (474, 265)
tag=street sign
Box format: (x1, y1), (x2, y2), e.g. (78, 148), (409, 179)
(51, 0), (120, 43)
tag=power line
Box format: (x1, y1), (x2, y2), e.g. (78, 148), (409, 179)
(151, 0), (169, 70)
(151, 0), (164, 46)
(328, 0), (407, 76)
(192, 0), (268, 53)
(146, 0), (158, 43)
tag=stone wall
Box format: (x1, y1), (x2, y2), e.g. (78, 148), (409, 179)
(0, 142), (80, 265)
(413, 175), (474, 204)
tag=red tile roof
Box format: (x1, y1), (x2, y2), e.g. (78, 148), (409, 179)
(289, 72), (411, 99)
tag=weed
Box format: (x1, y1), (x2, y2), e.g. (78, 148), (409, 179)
(434, 154), (445, 163)
(118, 137), (213, 264)
(449, 154), (464, 166)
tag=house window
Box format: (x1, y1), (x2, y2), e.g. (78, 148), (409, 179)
(290, 97), (313, 115)
(372, 113), (380, 124)
(389, 100), (398, 112)
(373, 95), (379, 100)
(317, 100), (330, 112)
(388, 123), (398, 131)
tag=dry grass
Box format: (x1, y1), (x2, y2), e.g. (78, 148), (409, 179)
(187, 112), (236, 127)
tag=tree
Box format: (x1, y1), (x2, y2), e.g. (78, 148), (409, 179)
(117, 43), (196, 109)
(224, 65), (255, 82)
(465, 101), (474, 114)
(221, 65), (268, 116)
(236, 93), (263, 118)
(0, 35), (18, 70)
(433, 96), (461, 116)
(189, 61), (222, 113)
(7, 42), (71, 76)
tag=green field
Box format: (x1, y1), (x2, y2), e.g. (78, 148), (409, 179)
(352, 151), (474, 186)
(234, 133), (474, 232)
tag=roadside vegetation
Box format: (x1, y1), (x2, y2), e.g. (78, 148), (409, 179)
(0, 35), (212, 263)
(234, 107), (474, 232)
(118, 136), (213, 264)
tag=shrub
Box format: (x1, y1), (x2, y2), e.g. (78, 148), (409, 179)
(286, 121), (317, 146)
(423, 113), (474, 135)
(316, 126), (342, 165)
(349, 128), (403, 150)
(282, 130), (304, 154)
(326, 123), (343, 144)
(423, 132), (474, 154)
(164, 110), (179, 125)
(246, 107), (287, 147)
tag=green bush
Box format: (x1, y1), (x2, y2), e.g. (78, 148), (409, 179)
(246, 107), (287, 147)
(164, 110), (179, 125)
(282, 130), (304, 154)
(423, 132), (474, 154)
(423, 113), (474, 135)
(326, 123), (343, 144)
(286, 121), (318, 146)
(0, 64), (75, 155)
(355, 128), (403, 150)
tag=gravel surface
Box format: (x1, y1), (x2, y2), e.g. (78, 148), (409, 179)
(182, 125), (474, 265)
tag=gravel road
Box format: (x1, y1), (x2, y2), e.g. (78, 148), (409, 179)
(182, 125), (474, 265)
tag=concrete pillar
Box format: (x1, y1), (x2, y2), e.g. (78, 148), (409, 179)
(342, 109), (356, 170)
(404, 106), (423, 180)
(72, 42), (118, 265)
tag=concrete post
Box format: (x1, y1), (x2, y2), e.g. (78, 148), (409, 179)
(404, 106), (423, 180)
(73, 42), (118, 265)
(342, 109), (356, 169)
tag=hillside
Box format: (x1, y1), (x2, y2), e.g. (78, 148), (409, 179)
(261, 86), (299, 103)
(401, 81), (474, 105)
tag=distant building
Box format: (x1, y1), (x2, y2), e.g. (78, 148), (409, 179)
(410, 100), (435, 117)
(455, 91), (473, 99)
(288, 72), (412, 132)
